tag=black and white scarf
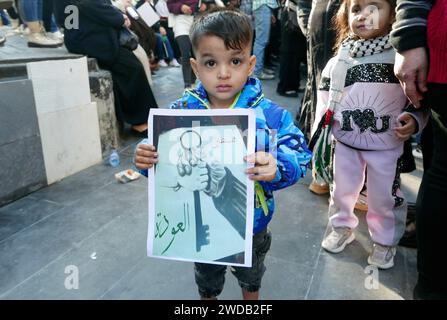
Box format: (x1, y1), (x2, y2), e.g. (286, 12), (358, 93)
(342, 34), (392, 58)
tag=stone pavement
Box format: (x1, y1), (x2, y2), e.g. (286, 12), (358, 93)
(0, 65), (420, 300)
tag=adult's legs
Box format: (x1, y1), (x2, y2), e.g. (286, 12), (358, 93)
(175, 35), (195, 88)
(414, 83), (447, 299)
(253, 4), (272, 76)
(19, 0), (61, 47)
(42, 0), (57, 32)
(277, 9), (306, 95)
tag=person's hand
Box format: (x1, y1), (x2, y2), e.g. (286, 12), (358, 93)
(177, 161), (209, 192)
(244, 152), (277, 182)
(123, 14), (131, 28)
(199, 3), (207, 12)
(159, 26), (167, 36)
(394, 47), (428, 108)
(395, 113), (417, 141)
(135, 144), (158, 170)
(181, 4), (193, 15)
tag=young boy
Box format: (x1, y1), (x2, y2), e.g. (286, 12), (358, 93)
(134, 9), (311, 300)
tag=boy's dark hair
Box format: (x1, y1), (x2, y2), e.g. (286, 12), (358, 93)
(190, 9), (253, 52)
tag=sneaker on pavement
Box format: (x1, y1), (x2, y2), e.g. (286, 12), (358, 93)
(169, 58), (181, 67)
(263, 68), (275, 75)
(368, 243), (396, 269)
(158, 60), (168, 67)
(322, 227), (355, 253)
(255, 71), (275, 80)
(0, 35), (5, 46)
(309, 179), (330, 195)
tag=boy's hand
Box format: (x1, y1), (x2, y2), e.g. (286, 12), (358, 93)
(395, 113), (417, 141)
(135, 144), (158, 169)
(245, 152), (277, 182)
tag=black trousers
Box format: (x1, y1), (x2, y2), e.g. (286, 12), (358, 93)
(415, 83), (447, 298)
(175, 35), (196, 88)
(42, 0), (54, 32)
(277, 9), (307, 93)
(99, 47), (158, 125)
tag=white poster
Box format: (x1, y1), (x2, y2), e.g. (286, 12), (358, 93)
(136, 2), (160, 27)
(147, 109), (256, 267)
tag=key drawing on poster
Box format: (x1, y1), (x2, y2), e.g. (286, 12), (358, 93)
(147, 109), (255, 267)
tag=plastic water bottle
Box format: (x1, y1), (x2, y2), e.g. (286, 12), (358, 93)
(109, 149), (120, 167)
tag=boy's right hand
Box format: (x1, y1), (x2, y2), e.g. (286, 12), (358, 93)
(135, 144), (158, 170)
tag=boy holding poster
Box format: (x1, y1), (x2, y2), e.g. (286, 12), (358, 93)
(134, 9), (311, 299)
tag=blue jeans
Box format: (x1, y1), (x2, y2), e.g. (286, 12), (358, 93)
(19, 0), (57, 32)
(1, 10), (10, 25)
(19, 0), (42, 22)
(253, 5), (272, 75)
(155, 33), (175, 62)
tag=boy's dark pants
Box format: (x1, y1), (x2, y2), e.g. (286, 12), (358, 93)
(415, 83), (447, 299)
(194, 228), (272, 298)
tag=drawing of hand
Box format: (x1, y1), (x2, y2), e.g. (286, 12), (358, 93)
(177, 161), (209, 192)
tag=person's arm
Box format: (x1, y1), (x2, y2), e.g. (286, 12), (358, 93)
(77, 0), (125, 28)
(390, 0), (433, 108)
(167, 0), (190, 14)
(296, 0), (311, 36)
(258, 109), (312, 192)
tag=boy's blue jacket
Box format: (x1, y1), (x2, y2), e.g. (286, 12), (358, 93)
(139, 77), (311, 234)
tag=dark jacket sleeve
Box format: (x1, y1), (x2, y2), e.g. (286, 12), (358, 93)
(390, 0), (434, 52)
(78, 0), (125, 29)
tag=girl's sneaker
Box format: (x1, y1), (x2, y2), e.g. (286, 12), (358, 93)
(367, 243), (396, 269)
(322, 227), (355, 253)
(169, 58), (181, 67)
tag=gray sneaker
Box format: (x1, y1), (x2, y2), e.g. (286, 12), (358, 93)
(322, 227), (355, 253)
(368, 243), (396, 269)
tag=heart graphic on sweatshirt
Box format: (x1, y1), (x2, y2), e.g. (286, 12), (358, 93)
(351, 108), (376, 133)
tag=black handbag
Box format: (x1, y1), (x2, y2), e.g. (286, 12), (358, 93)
(119, 27), (139, 51)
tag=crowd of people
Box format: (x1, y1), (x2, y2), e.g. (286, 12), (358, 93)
(1, 0), (445, 300)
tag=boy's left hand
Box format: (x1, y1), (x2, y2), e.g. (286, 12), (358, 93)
(244, 152), (277, 182)
(395, 113), (417, 141)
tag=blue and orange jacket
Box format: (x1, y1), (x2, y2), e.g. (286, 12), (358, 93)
(139, 77), (311, 234)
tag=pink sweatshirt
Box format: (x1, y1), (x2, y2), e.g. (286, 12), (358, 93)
(313, 48), (429, 151)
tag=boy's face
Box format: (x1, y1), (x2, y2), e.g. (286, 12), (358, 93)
(190, 36), (256, 109)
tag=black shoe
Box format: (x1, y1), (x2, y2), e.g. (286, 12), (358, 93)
(277, 90), (298, 98)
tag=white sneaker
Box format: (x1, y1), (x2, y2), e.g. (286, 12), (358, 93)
(322, 227), (355, 253)
(368, 243), (396, 269)
(169, 58), (181, 67)
(27, 32), (62, 48)
(158, 60), (168, 67)
(0, 35), (5, 46)
(46, 30), (64, 44)
(255, 71), (275, 80)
